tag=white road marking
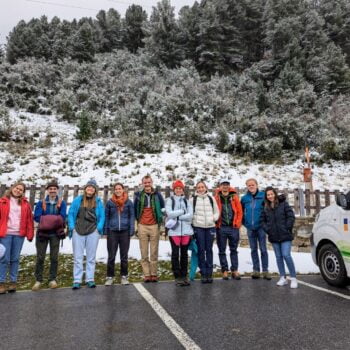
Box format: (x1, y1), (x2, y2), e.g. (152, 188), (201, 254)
(298, 280), (350, 300)
(134, 283), (201, 350)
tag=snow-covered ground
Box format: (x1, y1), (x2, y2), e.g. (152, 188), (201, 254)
(21, 238), (320, 275)
(1, 110), (349, 191)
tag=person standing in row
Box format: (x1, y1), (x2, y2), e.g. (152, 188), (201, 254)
(190, 181), (219, 283)
(134, 175), (165, 282)
(68, 180), (105, 289)
(165, 180), (193, 286)
(32, 181), (67, 291)
(104, 183), (135, 286)
(0, 182), (34, 294)
(241, 178), (271, 280)
(261, 186), (297, 288)
(215, 179), (243, 280)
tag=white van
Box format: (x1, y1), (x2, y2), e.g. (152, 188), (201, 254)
(311, 191), (350, 287)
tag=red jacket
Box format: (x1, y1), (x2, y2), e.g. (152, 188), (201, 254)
(0, 197), (34, 240)
(214, 187), (243, 229)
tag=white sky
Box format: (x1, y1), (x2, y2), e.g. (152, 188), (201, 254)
(0, 0), (196, 45)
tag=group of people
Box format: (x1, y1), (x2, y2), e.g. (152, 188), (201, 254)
(0, 174), (298, 293)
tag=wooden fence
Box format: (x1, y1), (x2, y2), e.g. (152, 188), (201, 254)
(0, 184), (342, 217)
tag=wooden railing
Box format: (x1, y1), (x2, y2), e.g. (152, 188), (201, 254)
(0, 184), (342, 217)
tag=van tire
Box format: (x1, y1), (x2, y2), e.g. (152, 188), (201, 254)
(318, 244), (348, 287)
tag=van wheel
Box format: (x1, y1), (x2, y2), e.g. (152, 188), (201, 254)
(318, 244), (348, 287)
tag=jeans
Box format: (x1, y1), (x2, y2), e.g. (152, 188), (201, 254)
(0, 235), (25, 282)
(35, 235), (60, 282)
(170, 237), (190, 279)
(194, 227), (215, 277)
(247, 228), (268, 272)
(107, 230), (130, 277)
(216, 226), (240, 272)
(72, 230), (100, 283)
(272, 241), (296, 278)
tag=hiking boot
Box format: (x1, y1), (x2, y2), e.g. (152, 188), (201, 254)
(201, 276), (207, 284)
(290, 277), (298, 289)
(8, 282), (17, 293)
(251, 271), (260, 279)
(32, 281), (41, 291)
(87, 281), (96, 288)
(121, 276), (130, 285)
(276, 277), (288, 286)
(144, 276), (151, 283)
(151, 275), (158, 283)
(222, 271), (229, 280)
(231, 271), (241, 280)
(0, 282), (6, 294)
(262, 272), (272, 281)
(105, 277), (113, 286)
(207, 277), (213, 283)
(72, 283), (81, 290)
(175, 277), (183, 286)
(49, 280), (58, 289)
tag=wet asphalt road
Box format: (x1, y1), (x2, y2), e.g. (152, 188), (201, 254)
(0, 275), (349, 350)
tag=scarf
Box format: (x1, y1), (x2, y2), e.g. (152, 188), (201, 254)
(111, 192), (128, 212)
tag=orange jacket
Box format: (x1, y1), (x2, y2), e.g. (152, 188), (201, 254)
(0, 197), (34, 240)
(214, 187), (243, 229)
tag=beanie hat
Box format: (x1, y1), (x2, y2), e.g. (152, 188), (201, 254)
(46, 181), (59, 189)
(172, 180), (185, 190)
(84, 179), (98, 191)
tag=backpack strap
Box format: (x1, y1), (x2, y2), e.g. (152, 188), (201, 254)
(193, 195), (197, 213)
(171, 196), (175, 210)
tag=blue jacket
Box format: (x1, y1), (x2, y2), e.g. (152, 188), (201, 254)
(104, 199), (135, 236)
(241, 190), (265, 230)
(68, 195), (105, 236)
(34, 196), (67, 235)
(165, 195), (194, 236)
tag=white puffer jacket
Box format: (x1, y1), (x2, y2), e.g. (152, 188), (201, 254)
(189, 192), (220, 228)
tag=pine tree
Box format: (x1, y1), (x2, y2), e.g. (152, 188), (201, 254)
(123, 5), (148, 53)
(76, 110), (92, 141)
(71, 22), (95, 62)
(143, 0), (184, 68)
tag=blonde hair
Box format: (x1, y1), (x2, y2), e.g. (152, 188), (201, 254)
(5, 182), (26, 204)
(245, 178), (258, 186)
(195, 181), (208, 190)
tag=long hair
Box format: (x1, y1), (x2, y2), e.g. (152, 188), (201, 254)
(5, 182), (26, 204)
(264, 186), (279, 208)
(82, 189), (96, 209)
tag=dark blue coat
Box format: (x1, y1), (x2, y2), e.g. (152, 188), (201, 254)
(104, 199), (135, 236)
(241, 190), (265, 230)
(261, 197), (295, 243)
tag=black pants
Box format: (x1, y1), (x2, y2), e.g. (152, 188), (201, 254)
(170, 237), (189, 279)
(35, 235), (60, 282)
(107, 230), (130, 277)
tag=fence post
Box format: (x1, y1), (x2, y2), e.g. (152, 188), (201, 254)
(73, 185), (79, 199)
(0, 184), (7, 197)
(39, 185), (46, 201)
(315, 189), (321, 214)
(305, 189), (311, 216)
(325, 189), (330, 207)
(165, 186), (171, 198)
(103, 185), (109, 205)
(29, 184), (36, 208)
(298, 187), (305, 217)
(63, 185), (69, 203)
(293, 188), (299, 215)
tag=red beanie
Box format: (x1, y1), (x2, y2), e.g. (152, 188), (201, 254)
(172, 180), (185, 190)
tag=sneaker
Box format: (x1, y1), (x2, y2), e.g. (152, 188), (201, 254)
(151, 275), (158, 283)
(251, 271), (260, 279)
(8, 282), (17, 293)
(105, 277), (113, 286)
(290, 277), (298, 289)
(207, 277), (213, 283)
(0, 282), (6, 294)
(180, 278), (190, 287)
(276, 277), (288, 286)
(175, 277), (183, 286)
(232, 271), (241, 280)
(32, 281), (41, 291)
(72, 283), (81, 290)
(87, 281), (96, 288)
(222, 271), (229, 280)
(121, 276), (130, 285)
(49, 280), (58, 289)
(262, 272), (272, 281)
(144, 276), (151, 283)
